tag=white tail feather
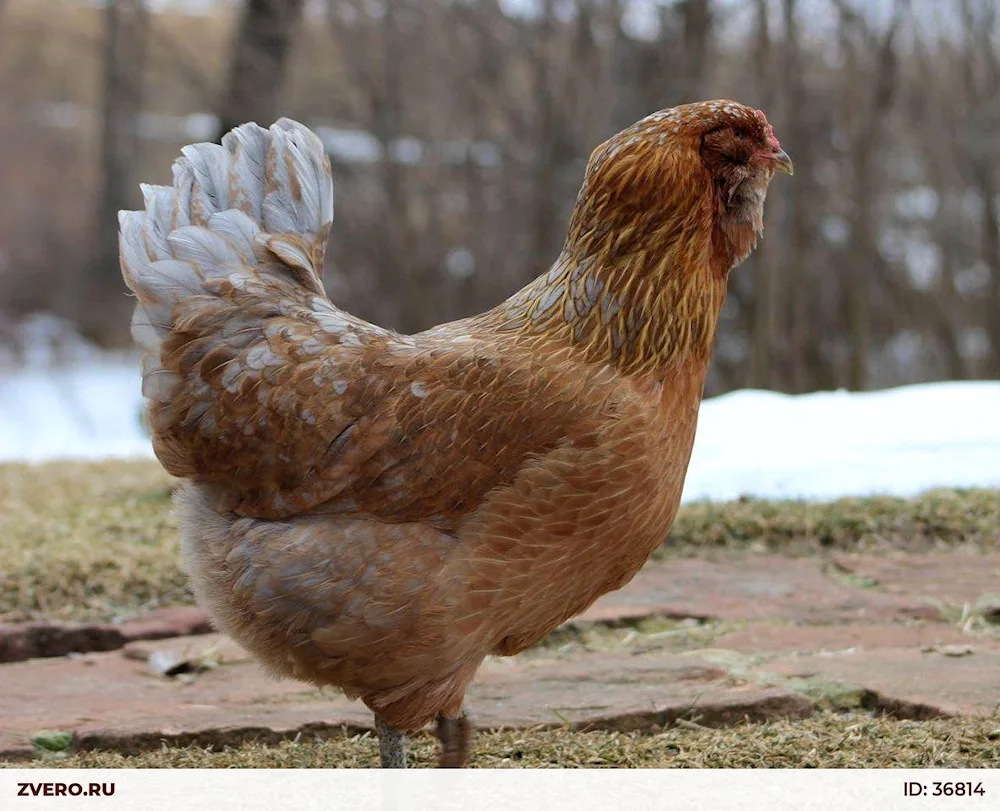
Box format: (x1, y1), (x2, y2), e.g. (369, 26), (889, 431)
(119, 118), (334, 381)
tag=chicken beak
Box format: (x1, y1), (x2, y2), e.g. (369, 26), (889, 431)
(772, 148), (794, 176)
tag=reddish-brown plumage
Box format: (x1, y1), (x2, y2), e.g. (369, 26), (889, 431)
(120, 100), (790, 765)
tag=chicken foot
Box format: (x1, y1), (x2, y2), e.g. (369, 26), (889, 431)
(435, 712), (472, 768)
(374, 713), (470, 767)
(375, 715), (407, 768)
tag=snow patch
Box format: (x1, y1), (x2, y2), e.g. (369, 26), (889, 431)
(682, 382), (1000, 502)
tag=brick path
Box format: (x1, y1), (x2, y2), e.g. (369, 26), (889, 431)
(3, 550), (999, 760)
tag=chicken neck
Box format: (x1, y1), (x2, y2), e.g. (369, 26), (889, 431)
(484, 235), (728, 381)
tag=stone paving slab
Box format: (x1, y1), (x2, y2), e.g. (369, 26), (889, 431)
(4, 551), (999, 760)
(0, 607), (213, 663)
(2, 552), (952, 662)
(713, 622), (975, 656)
(706, 621), (1000, 719)
(765, 644), (1000, 719)
(576, 555), (942, 626)
(0, 633), (812, 760)
(831, 551), (1000, 609)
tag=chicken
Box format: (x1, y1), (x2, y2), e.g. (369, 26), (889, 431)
(119, 100), (791, 768)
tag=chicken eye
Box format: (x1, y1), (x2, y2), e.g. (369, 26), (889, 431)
(703, 127), (752, 164)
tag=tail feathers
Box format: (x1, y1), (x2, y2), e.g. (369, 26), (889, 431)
(120, 118), (334, 364)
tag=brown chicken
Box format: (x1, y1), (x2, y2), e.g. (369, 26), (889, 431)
(119, 100), (791, 768)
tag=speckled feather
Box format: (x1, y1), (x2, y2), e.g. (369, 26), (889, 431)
(120, 102), (788, 734)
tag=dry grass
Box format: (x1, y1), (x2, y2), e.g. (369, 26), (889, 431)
(11, 714), (1000, 769)
(667, 489), (1000, 557)
(2, 460), (998, 622)
(0, 460), (181, 622)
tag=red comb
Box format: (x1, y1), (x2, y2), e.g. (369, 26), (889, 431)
(756, 109), (781, 150)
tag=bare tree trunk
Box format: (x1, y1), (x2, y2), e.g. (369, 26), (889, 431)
(837, 0), (903, 390)
(528, 0), (561, 272)
(977, 171), (1000, 376)
(748, 0), (778, 389)
(215, 0), (306, 140)
(936, 257), (969, 380)
(781, 0), (816, 393)
(371, 2), (429, 333)
(959, 0), (1000, 376)
(85, 0), (148, 342)
(678, 0), (712, 102)
(904, 24), (969, 380)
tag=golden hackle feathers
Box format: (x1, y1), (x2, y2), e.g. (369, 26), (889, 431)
(486, 99), (781, 377)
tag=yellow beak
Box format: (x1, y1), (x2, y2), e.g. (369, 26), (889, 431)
(772, 148), (794, 176)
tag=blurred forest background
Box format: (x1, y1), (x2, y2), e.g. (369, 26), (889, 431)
(0, 0), (998, 396)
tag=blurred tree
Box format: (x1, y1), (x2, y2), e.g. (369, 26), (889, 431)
(215, 0), (306, 141)
(678, 0), (712, 102)
(782, 0), (824, 392)
(85, 0), (149, 343)
(836, 0), (905, 390)
(958, 0), (1000, 377)
(748, 0), (777, 389)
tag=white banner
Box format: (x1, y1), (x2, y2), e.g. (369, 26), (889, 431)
(0, 769), (995, 811)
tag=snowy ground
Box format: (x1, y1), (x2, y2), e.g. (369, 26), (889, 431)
(685, 382), (1000, 502)
(1, 323), (998, 502)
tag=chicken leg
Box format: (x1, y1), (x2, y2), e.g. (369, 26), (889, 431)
(375, 715), (407, 768)
(435, 712), (472, 768)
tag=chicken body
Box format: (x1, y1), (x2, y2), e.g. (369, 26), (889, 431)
(120, 102), (791, 765)
(175, 345), (705, 730)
